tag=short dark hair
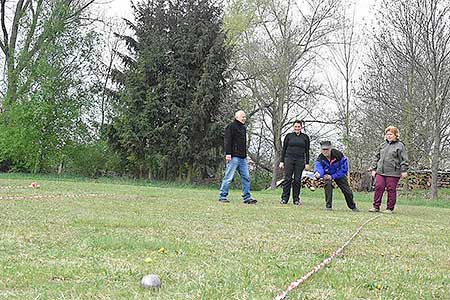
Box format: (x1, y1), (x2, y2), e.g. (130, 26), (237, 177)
(293, 120), (303, 125)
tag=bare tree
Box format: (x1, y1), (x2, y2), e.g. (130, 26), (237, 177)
(415, 0), (450, 199)
(91, 17), (126, 131)
(0, 0), (95, 107)
(358, 0), (450, 199)
(229, 0), (341, 187)
(325, 1), (359, 152)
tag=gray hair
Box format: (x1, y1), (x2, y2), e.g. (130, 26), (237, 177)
(235, 110), (245, 118)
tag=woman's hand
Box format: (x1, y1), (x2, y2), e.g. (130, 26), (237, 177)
(279, 162), (284, 169)
(401, 172), (408, 178)
(304, 164), (310, 171)
(371, 170), (376, 177)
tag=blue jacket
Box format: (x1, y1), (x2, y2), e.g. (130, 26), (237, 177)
(314, 149), (348, 180)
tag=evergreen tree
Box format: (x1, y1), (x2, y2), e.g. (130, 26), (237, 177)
(109, 0), (231, 181)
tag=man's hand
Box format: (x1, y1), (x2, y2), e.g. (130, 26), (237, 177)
(314, 172), (321, 179)
(304, 164), (310, 171)
(371, 170), (376, 177)
(279, 162), (284, 169)
(225, 155), (232, 161)
(324, 174), (332, 180)
(401, 172), (408, 179)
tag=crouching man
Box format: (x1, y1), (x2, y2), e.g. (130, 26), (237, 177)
(314, 141), (359, 212)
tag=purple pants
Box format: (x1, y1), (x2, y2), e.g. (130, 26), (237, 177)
(373, 174), (400, 210)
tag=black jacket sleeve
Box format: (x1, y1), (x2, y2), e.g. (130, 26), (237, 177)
(305, 134), (310, 164)
(280, 134), (289, 162)
(224, 124), (233, 155)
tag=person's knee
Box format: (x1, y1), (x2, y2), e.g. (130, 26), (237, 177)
(223, 177), (233, 185)
(284, 177), (293, 184)
(345, 191), (354, 198)
(386, 186), (396, 192)
(293, 179), (301, 185)
(224, 166), (236, 177)
(374, 184), (385, 191)
(241, 178), (250, 185)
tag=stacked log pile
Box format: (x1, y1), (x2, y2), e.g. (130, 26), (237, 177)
(301, 177), (326, 189)
(296, 170), (450, 191)
(349, 172), (374, 192)
(278, 178), (329, 189)
(405, 170), (450, 189)
(349, 170), (450, 191)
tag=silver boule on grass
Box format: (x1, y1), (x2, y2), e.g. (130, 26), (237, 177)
(141, 274), (161, 289)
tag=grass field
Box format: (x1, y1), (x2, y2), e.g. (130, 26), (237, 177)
(0, 174), (449, 299)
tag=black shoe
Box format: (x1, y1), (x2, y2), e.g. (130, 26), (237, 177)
(352, 208), (360, 212)
(244, 198), (257, 204)
(293, 201), (302, 206)
(218, 199), (230, 203)
(280, 200), (288, 205)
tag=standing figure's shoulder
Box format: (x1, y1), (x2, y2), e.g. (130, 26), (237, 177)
(283, 132), (293, 141)
(226, 121), (235, 129)
(378, 141), (388, 148)
(396, 140), (407, 150)
(397, 140), (406, 147)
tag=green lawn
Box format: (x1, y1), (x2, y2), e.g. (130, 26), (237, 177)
(1, 175), (449, 299)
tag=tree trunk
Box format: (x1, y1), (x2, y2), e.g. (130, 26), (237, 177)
(148, 162), (153, 180)
(344, 64), (350, 151)
(139, 163), (144, 179)
(58, 156), (65, 175)
(270, 117), (283, 188)
(177, 165), (183, 182)
(430, 131), (440, 200)
(5, 66), (18, 105)
(186, 163), (193, 183)
(33, 142), (44, 174)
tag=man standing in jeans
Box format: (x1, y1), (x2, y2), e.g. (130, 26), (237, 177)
(314, 141), (359, 212)
(218, 110), (257, 204)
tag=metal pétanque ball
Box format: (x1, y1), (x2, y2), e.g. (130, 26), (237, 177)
(141, 274), (161, 288)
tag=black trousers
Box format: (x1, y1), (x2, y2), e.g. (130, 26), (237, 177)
(281, 158), (305, 203)
(324, 176), (356, 209)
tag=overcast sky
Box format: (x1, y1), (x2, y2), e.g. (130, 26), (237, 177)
(102, 0), (377, 25)
(101, 0), (134, 19)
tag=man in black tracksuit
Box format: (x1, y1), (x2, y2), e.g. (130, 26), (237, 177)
(279, 120), (310, 205)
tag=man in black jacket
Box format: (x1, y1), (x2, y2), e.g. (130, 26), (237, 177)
(218, 110), (257, 204)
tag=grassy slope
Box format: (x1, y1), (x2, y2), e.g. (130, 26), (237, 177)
(0, 175), (449, 299)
